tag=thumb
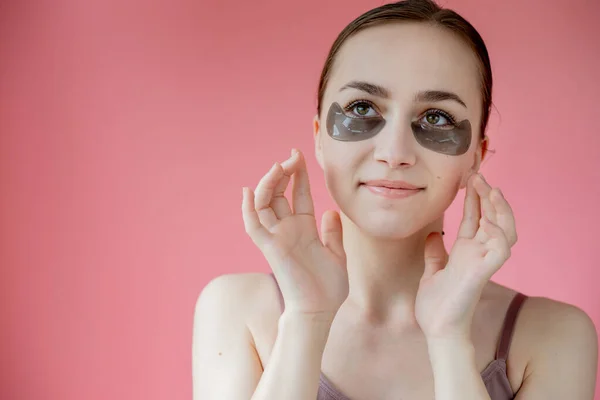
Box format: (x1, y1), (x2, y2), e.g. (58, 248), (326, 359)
(422, 232), (448, 280)
(321, 210), (345, 259)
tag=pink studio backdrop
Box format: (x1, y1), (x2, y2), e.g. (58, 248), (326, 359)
(1, 0), (598, 399)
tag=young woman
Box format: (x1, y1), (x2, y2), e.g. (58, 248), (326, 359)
(192, 1), (598, 399)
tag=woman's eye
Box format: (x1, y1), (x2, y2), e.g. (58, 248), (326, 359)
(350, 102), (377, 117)
(422, 112), (453, 127)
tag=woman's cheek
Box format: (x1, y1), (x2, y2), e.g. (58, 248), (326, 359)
(321, 143), (363, 206)
(434, 165), (469, 208)
(322, 157), (352, 205)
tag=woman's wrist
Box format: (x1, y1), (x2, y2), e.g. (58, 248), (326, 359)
(278, 310), (335, 347)
(252, 311), (335, 399)
(426, 334), (478, 379)
(426, 335), (475, 358)
(426, 336), (491, 400)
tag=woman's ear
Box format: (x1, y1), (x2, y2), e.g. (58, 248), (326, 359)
(460, 136), (488, 189)
(313, 114), (324, 170)
(481, 135), (489, 162)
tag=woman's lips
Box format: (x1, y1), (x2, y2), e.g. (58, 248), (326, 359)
(361, 180), (424, 199)
(363, 185), (423, 199)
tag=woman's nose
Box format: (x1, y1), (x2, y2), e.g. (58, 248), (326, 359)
(373, 122), (418, 169)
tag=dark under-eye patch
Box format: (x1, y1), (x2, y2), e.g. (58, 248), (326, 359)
(326, 102), (386, 141)
(410, 119), (472, 156)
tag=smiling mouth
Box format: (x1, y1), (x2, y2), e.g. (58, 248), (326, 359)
(361, 182), (424, 199)
(361, 179), (425, 190)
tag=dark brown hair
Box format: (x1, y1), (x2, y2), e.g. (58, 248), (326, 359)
(316, 0), (493, 140)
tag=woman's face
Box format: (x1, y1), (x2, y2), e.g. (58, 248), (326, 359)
(314, 22), (486, 239)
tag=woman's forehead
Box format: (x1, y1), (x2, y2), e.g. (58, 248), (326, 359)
(327, 23), (481, 102)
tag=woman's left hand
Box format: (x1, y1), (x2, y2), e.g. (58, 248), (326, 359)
(415, 173), (518, 340)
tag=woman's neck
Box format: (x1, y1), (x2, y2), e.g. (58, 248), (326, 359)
(340, 213), (443, 326)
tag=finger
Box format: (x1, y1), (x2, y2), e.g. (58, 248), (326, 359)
(490, 188), (517, 246)
(422, 232), (448, 280)
(473, 174), (497, 225)
(255, 162), (284, 210)
(474, 216), (491, 243)
(457, 173), (481, 239)
(475, 212), (510, 246)
(241, 187), (271, 246)
(321, 210), (345, 259)
(269, 151), (302, 219)
(480, 217), (511, 272)
(254, 162), (284, 228)
(280, 148), (302, 174)
(291, 150), (315, 215)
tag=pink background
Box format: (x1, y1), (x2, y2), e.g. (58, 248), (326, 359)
(1, 0), (598, 399)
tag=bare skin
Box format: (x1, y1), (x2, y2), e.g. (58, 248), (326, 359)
(193, 272), (597, 399)
(192, 22), (598, 400)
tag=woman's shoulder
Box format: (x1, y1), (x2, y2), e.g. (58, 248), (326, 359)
(486, 282), (597, 340)
(515, 292), (597, 353)
(487, 282), (598, 392)
(194, 272), (283, 362)
(195, 272), (282, 319)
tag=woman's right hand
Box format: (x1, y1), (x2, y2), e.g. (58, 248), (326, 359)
(242, 149), (348, 317)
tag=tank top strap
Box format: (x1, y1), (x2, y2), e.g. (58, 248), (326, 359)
(495, 292), (528, 361)
(269, 273), (285, 312)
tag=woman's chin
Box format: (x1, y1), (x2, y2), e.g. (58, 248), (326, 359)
(351, 212), (424, 240)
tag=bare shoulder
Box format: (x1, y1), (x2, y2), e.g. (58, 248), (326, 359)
(196, 273), (280, 328)
(494, 284), (599, 398)
(519, 295), (597, 331)
(193, 272), (283, 361)
(515, 294), (598, 357)
(482, 282), (597, 345)
(191, 272), (284, 399)
(195, 272), (281, 317)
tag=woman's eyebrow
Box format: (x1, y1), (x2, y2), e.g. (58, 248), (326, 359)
(339, 81), (391, 98)
(414, 90), (467, 108)
(339, 81), (467, 109)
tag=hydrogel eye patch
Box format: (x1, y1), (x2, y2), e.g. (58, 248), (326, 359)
(326, 102), (472, 156)
(411, 119), (472, 156)
(326, 102), (386, 142)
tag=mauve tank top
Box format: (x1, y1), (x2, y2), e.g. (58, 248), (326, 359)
(269, 273), (527, 400)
